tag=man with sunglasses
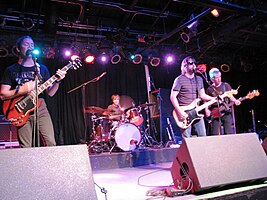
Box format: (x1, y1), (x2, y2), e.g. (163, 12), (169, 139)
(170, 56), (214, 138)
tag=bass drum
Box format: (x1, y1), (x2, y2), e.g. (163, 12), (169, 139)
(114, 123), (141, 151)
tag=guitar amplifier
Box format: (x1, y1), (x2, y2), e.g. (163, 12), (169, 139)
(0, 115), (18, 142)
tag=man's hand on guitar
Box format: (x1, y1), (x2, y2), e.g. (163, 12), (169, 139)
(55, 69), (67, 82)
(21, 80), (36, 95)
(176, 109), (188, 121)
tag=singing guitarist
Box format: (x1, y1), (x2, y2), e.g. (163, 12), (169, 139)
(205, 68), (241, 135)
(0, 35), (66, 148)
(170, 56), (214, 138)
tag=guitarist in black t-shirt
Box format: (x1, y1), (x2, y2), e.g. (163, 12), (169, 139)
(205, 68), (241, 135)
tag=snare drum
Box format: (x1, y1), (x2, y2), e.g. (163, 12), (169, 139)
(127, 108), (143, 126)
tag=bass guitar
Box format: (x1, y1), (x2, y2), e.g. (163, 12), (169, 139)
(172, 90), (238, 129)
(2, 58), (82, 127)
(211, 89), (260, 119)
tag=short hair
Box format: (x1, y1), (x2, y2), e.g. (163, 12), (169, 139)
(111, 94), (120, 101)
(16, 35), (33, 48)
(209, 68), (221, 80)
(181, 56), (196, 74)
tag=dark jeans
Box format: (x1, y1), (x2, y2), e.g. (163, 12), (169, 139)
(210, 113), (233, 135)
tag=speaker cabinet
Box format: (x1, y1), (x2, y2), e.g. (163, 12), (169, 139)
(171, 133), (267, 193)
(0, 121), (17, 142)
(0, 145), (97, 200)
(150, 88), (181, 144)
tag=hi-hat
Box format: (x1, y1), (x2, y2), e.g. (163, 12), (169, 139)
(84, 106), (104, 114)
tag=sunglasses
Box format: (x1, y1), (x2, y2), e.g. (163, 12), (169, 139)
(188, 61), (196, 65)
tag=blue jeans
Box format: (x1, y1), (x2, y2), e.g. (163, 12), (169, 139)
(180, 118), (206, 138)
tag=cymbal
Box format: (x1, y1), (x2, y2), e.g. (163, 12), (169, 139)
(84, 106), (104, 114)
(138, 102), (156, 108)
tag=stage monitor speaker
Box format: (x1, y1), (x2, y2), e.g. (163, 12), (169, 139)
(0, 145), (97, 200)
(171, 133), (267, 193)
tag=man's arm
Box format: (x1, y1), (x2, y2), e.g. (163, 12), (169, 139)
(170, 90), (188, 121)
(0, 81), (35, 100)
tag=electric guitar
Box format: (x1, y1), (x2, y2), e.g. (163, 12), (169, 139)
(211, 89), (260, 119)
(2, 58), (82, 127)
(172, 90), (238, 129)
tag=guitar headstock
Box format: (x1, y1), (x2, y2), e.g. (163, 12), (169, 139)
(69, 58), (82, 70)
(222, 89), (238, 98)
(246, 90), (260, 99)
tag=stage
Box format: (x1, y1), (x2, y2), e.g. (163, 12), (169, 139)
(92, 161), (267, 200)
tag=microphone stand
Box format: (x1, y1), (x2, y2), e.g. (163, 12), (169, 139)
(196, 70), (223, 135)
(32, 57), (40, 147)
(67, 72), (106, 143)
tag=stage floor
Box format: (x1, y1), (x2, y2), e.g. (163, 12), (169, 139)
(92, 162), (267, 200)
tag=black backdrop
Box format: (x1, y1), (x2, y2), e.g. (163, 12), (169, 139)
(1, 56), (267, 145)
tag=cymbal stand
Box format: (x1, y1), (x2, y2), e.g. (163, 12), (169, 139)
(136, 106), (155, 149)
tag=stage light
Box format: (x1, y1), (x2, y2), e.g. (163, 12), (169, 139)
(211, 9), (220, 17)
(180, 31), (190, 43)
(0, 46), (8, 58)
(22, 18), (34, 30)
(165, 54), (175, 65)
(150, 57), (160, 67)
(84, 54), (95, 64)
(132, 54), (142, 65)
(111, 54), (121, 64)
(65, 50), (71, 57)
(99, 52), (109, 64)
(32, 49), (40, 56)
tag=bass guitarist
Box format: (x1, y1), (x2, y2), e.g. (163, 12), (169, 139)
(0, 35), (66, 148)
(205, 68), (241, 135)
(170, 56), (214, 138)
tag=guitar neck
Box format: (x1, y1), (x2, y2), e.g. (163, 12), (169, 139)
(31, 64), (71, 98)
(195, 98), (217, 112)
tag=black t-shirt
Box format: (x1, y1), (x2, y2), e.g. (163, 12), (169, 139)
(0, 63), (50, 97)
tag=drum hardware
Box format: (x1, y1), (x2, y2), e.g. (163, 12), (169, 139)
(136, 104), (158, 149)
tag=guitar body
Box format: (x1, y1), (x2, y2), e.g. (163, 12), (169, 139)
(3, 95), (42, 127)
(172, 99), (204, 129)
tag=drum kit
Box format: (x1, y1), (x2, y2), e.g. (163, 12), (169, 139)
(85, 98), (156, 153)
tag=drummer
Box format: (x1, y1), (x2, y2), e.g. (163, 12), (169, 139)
(103, 94), (124, 121)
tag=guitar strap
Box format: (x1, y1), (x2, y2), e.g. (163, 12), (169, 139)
(194, 75), (199, 98)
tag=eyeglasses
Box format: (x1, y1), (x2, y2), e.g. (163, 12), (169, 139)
(188, 61), (196, 65)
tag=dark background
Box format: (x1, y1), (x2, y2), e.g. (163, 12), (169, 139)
(1, 0), (267, 145)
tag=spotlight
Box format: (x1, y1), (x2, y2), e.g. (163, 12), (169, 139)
(132, 54), (142, 65)
(0, 47), (8, 58)
(150, 57), (160, 67)
(22, 18), (34, 30)
(180, 32), (190, 43)
(84, 54), (95, 64)
(99, 52), (109, 64)
(111, 54), (121, 64)
(64, 50), (72, 57)
(165, 54), (175, 65)
(211, 9), (220, 17)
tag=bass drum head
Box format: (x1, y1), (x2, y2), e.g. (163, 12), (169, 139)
(114, 123), (141, 151)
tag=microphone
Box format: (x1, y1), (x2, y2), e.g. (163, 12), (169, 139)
(26, 49), (34, 56)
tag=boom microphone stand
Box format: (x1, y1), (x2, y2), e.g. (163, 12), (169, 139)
(67, 72), (107, 143)
(32, 56), (40, 147)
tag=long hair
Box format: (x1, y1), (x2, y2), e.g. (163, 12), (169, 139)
(181, 56), (196, 74)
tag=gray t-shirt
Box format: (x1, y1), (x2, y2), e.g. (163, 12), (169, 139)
(172, 74), (204, 106)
